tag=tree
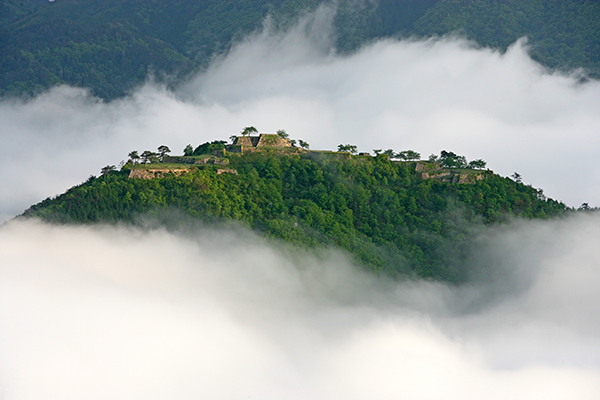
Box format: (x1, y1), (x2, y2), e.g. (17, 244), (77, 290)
(511, 172), (522, 183)
(128, 150), (140, 164)
(439, 150), (467, 168)
(101, 165), (116, 176)
(338, 144), (357, 154)
(241, 126), (258, 136)
(141, 150), (156, 164)
(428, 154), (439, 162)
(276, 129), (289, 139)
(298, 140), (310, 149)
(373, 149), (382, 155)
(382, 149), (394, 157)
(289, 139), (297, 147)
(468, 159), (487, 169)
(194, 140), (227, 156)
(397, 150), (421, 161)
(183, 144), (194, 156)
(229, 135), (238, 144)
(157, 145), (171, 161)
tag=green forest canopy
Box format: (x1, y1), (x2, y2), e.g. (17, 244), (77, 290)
(22, 144), (566, 283)
(1, 0), (598, 99)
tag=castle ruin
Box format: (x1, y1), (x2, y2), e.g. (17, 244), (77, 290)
(229, 134), (293, 153)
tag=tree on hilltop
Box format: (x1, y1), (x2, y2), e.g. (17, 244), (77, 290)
(439, 150), (467, 168)
(468, 159), (487, 169)
(101, 165), (116, 176)
(141, 150), (157, 164)
(193, 140), (227, 156)
(157, 145), (171, 161)
(241, 126), (258, 136)
(128, 150), (140, 164)
(338, 144), (357, 154)
(183, 144), (194, 156)
(396, 150), (421, 161)
(276, 129), (289, 139)
(298, 140), (310, 149)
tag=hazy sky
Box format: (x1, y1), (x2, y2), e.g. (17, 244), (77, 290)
(1, 9), (600, 398)
(0, 8), (599, 222)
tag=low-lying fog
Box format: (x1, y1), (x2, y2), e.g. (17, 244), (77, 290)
(1, 7), (599, 398)
(1, 215), (600, 399)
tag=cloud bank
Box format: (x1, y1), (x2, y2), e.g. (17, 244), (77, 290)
(1, 9), (600, 221)
(1, 214), (600, 399)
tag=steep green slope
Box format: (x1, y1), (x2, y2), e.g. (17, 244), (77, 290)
(1, 0), (195, 98)
(0, 0), (319, 99)
(22, 150), (565, 282)
(412, 0), (600, 75)
(1, 0), (598, 100)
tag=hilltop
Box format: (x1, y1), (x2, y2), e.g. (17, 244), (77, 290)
(22, 132), (566, 282)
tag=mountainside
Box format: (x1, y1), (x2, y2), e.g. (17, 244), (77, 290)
(22, 142), (566, 282)
(1, 0), (598, 100)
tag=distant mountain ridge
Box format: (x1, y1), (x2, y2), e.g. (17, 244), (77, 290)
(1, 0), (598, 100)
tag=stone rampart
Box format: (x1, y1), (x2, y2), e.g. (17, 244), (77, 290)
(233, 134), (291, 150)
(216, 169), (238, 175)
(129, 169), (189, 179)
(415, 162), (441, 172)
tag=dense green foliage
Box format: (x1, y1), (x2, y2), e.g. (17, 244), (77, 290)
(23, 152), (565, 281)
(412, 0), (600, 75)
(193, 140), (227, 156)
(1, 0), (598, 100)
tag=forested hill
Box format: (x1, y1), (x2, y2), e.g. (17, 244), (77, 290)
(1, 0), (598, 100)
(22, 145), (566, 282)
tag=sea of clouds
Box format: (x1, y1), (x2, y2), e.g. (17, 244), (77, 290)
(1, 6), (600, 398)
(1, 215), (600, 399)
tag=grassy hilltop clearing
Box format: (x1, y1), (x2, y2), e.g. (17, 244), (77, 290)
(22, 133), (566, 282)
(1, 0), (598, 99)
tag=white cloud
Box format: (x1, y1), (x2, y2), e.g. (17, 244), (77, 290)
(1, 14), (600, 221)
(1, 215), (600, 399)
